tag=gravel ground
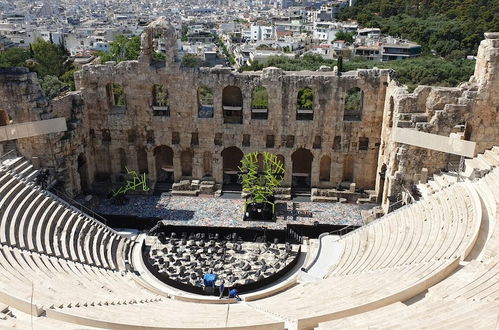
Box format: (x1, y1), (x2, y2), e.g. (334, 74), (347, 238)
(95, 194), (372, 229)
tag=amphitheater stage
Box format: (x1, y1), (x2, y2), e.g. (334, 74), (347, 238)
(95, 194), (373, 230)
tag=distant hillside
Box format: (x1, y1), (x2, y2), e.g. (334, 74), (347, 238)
(340, 0), (499, 57)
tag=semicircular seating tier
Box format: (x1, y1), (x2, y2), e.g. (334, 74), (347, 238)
(0, 148), (498, 329)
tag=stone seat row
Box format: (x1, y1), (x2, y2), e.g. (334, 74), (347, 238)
(326, 182), (481, 277)
(0, 243), (161, 314)
(249, 258), (458, 329)
(0, 160), (131, 271)
(0, 244), (284, 329)
(314, 165), (499, 329)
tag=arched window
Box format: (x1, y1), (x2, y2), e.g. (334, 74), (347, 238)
(198, 86), (214, 118)
(222, 86), (243, 124)
(251, 86), (268, 120)
(181, 150), (193, 177)
(117, 148), (127, 173)
(319, 156), (331, 182)
(343, 87), (363, 121)
(152, 84), (170, 116)
(203, 152), (212, 177)
(154, 145), (174, 183)
(296, 87), (314, 120)
(137, 147), (149, 174)
(112, 83), (126, 107)
(0, 110), (9, 126)
(342, 155), (354, 182)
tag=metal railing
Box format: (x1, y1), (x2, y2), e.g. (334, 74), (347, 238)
(50, 187), (109, 226)
(0, 149), (17, 164)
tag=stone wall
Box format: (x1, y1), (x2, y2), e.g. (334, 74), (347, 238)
(73, 18), (388, 195)
(0, 18), (496, 206)
(377, 32), (499, 211)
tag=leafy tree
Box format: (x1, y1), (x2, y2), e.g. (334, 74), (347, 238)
(181, 24), (189, 42)
(345, 88), (362, 111)
(297, 88), (314, 109)
(31, 38), (71, 78)
(335, 31), (355, 43)
(181, 54), (200, 68)
(251, 86), (268, 108)
(152, 51), (166, 61)
(98, 35), (141, 63)
(40, 75), (68, 99)
(0, 48), (31, 67)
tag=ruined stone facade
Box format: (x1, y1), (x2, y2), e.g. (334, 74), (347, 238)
(0, 19), (497, 212)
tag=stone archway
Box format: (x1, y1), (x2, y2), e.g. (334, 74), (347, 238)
(222, 86), (243, 124)
(154, 145), (174, 183)
(342, 155), (354, 182)
(291, 148), (313, 192)
(0, 110), (9, 126)
(77, 153), (89, 192)
(319, 155), (331, 182)
(221, 146), (244, 191)
(137, 147), (149, 174)
(203, 151), (212, 177)
(181, 149), (193, 177)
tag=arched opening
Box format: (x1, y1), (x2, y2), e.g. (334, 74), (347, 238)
(251, 86), (268, 120)
(154, 145), (174, 183)
(94, 149), (111, 183)
(342, 155), (354, 182)
(388, 96), (394, 127)
(0, 110), (9, 126)
(291, 148), (313, 192)
(117, 148), (127, 173)
(152, 84), (170, 116)
(257, 153), (264, 172)
(296, 87), (314, 120)
(181, 150), (193, 177)
(343, 87), (363, 121)
(276, 154), (285, 169)
(137, 147), (149, 174)
(77, 153), (89, 192)
(221, 146), (244, 191)
(203, 151), (212, 177)
(464, 122), (472, 141)
(319, 155), (331, 182)
(198, 86), (214, 118)
(108, 83), (126, 109)
(222, 86), (243, 124)
(378, 163), (387, 202)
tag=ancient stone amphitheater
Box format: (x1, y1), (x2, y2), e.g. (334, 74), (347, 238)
(0, 19), (497, 329)
(0, 140), (498, 329)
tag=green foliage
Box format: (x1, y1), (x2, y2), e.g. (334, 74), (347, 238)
(239, 152), (285, 207)
(40, 75), (68, 99)
(181, 54), (200, 67)
(181, 24), (189, 42)
(112, 83), (126, 106)
(214, 35), (235, 65)
(31, 38), (72, 78)
(335, 30), (355, 43)
(297, 88), (314, 110)
(0, 39), (76, 98)
(153, 84), (169, 106)
(0, 47), (31, 67)
(339, 0), (499, 56)
(152, 51), (166, 61)
(242, 55), (475, 91)
(345, 88), (362, 111)
(251, 86), (268, 108)
(98, 35), (141, 63)
(198, 86), (214, 105)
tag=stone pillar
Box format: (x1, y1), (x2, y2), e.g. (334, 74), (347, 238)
(283, 156), (292, 187)
(192, 151), (202, 179)
(213, 152), (223, 184)
(174, 149), (182, 181)
(146, 147), (155, 181)
(128, 145), (139, 172)
(311, 152), (320, 187)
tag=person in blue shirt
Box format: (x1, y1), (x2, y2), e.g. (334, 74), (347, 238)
(229, 288), (241, 301)
(218, 280), (225, 299)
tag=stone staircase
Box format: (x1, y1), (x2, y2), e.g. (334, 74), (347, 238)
(417, 146), (499, 198)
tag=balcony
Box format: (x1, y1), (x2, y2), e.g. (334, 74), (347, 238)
(198, 104), (214, 118)
(251, 107), (268, 120)
(296, 108), (313, 121)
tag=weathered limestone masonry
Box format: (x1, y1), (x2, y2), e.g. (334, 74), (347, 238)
(73, 18), (387, 198)
(377, 32), (499, 211)
(0, 17), (496, 210)
(0, 67), (87, 192)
